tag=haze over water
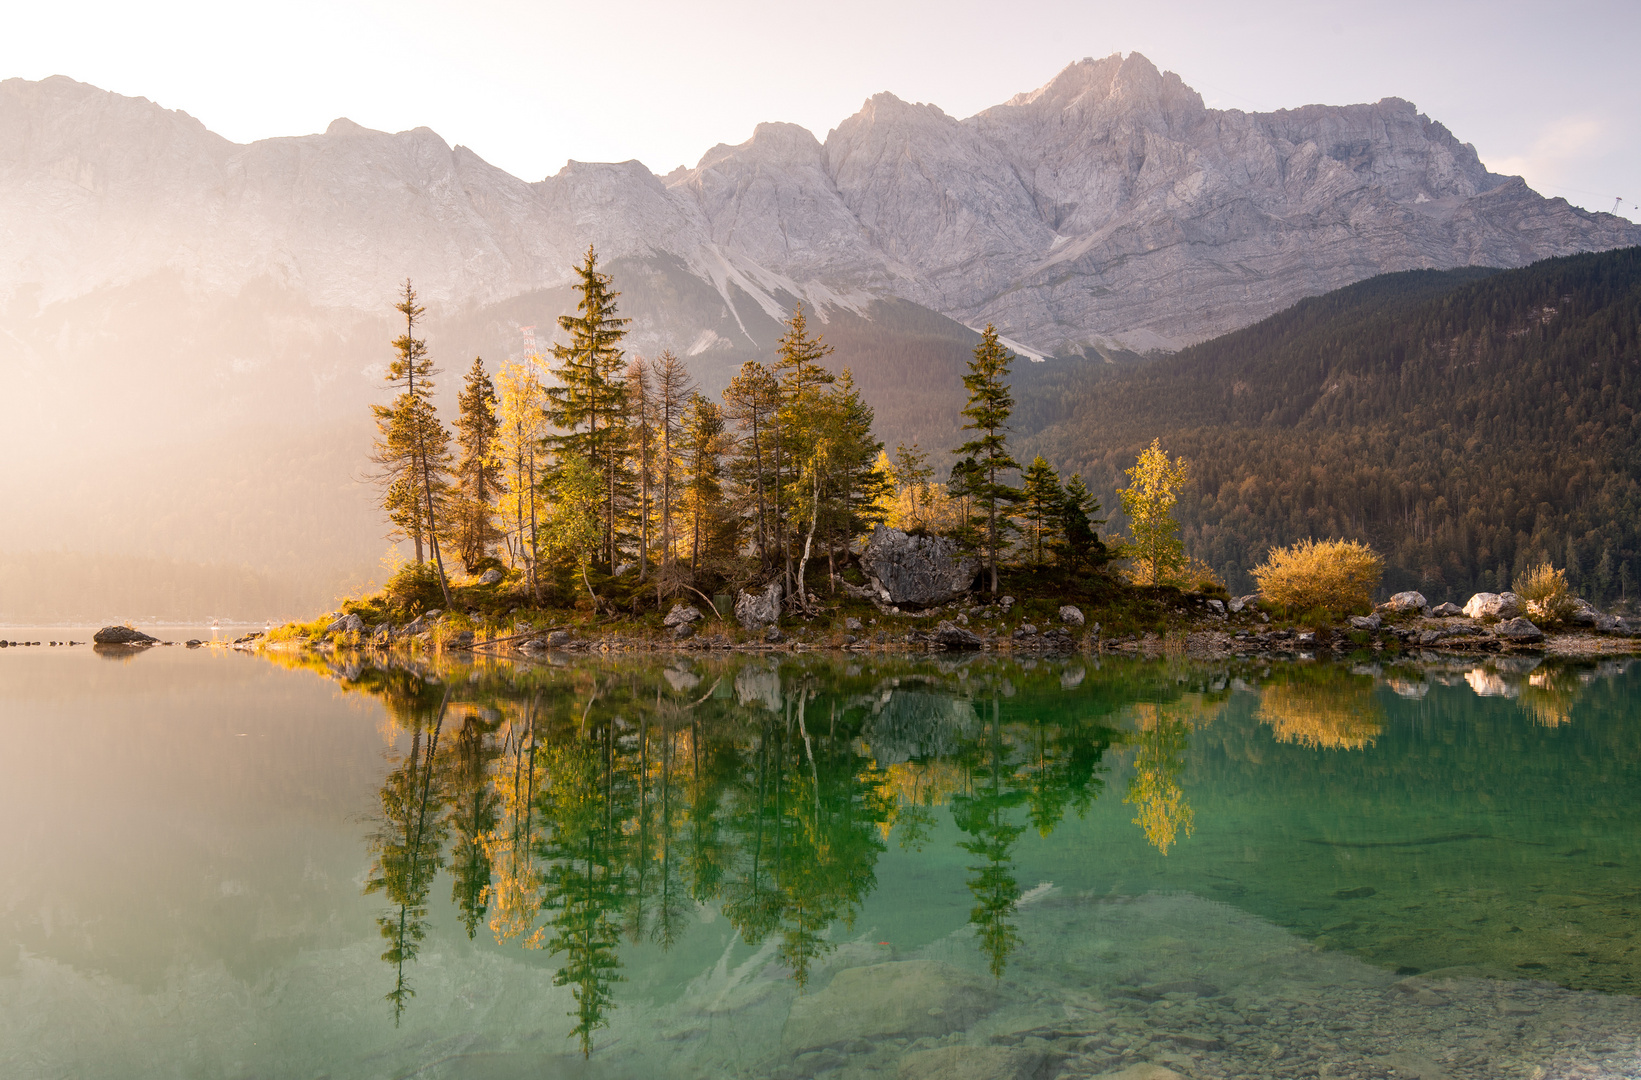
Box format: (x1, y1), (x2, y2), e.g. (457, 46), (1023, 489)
(1, 644), (1638, 1078)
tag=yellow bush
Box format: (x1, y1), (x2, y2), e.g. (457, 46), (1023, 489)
(1514, 562), (1576, 626)
(1251, 538), (1383, 614)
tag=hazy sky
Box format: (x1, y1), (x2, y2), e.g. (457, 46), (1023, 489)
(5, 0), (1637, 217)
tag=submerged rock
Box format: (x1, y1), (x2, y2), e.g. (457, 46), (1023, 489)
(781, 961), (996, 1053)
(93, 626), (158, 645)
(860, 525), (979, 606)
(897, 1046), (1043, 1080)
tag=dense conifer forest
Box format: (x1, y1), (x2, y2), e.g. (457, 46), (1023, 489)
(1019, 248), (1641, 602)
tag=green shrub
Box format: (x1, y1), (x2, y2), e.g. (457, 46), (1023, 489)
(384, 562), (445, 617)
(1252, 538), (1383, 615)
(1514, 562), (1576, 626)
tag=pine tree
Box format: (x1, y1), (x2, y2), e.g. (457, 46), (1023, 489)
(547, 247), (631, 571)
(490, 361), (550, 600)
(623, 357), (655, 583)
(1054, 473), (1107, 574)
(891, 442), (935, 531)
(955, 326), (1021, 595)
(370, 281), (452, 606)
(649, 350), (695, 592)
(1017, 455), (1063, 568)
(723, 360), (780, 567)
(453, 357), (502, 573)
(679, 392), (731, 575)
(773, 304), (836, 592)
(819, 369), (889, 589)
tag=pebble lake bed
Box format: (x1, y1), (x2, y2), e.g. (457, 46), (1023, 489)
(1, 635), (1638, 1079)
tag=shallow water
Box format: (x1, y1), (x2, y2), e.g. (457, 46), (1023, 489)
(1, 640), (1638, 1079)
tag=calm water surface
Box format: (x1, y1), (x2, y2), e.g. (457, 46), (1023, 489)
(1, 637), (1638, 1079)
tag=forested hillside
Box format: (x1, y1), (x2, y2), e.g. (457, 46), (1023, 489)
(1019, 249), (1641, 602)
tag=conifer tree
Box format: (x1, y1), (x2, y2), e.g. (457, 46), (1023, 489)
(1017, 455), (1064, 568)
(1054, 473), (1107, 574)
(547, 247), (631, 571)
(623, 357), (656, 583)
(773, 304), (835, 591)
(891, 442), (935, 531)
(453, 357), (501, 573)
(490, 361), (550, 600)
(649, 350), (694, 591)
(818, 369), (888, 589)
(370, 280), (453, 606)
(955, 325), (1021, 594)
(679, 392), (731, 574)
(723, 360), (780, 566)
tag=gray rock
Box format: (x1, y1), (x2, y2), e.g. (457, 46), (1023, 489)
(1381, 591), (1427, 613)
(1349, 613), (1382, 630)
(844, 616), (862, 631)
(1493, 617), (1545, 643)
(1228, 594), (1260, 614)
(545, 629), (574, 647)
(93, 625), (158, 645)
(859, 525), (979, 606)
(934, 621), (983, 648)
(1464, 591), (1523, 620)
(999, 595), (1015, 611)
(476, 568), (504, 585)
(897, 1045), (1044, 1080)
(781, 961), (996, 1053)
(663, 603), (703, 629)
(1205, 598), (1225, 615)
(1017, 623), (1038, 637)
(735, 581), (783, 630)
(445, 629), (475, 649)
(1569, 598), (1598, 626)
(325, 612), (364, 635)
(1429, 602), (1463, 617)
(1058, 604), (1085, 626)
(670, 622), (696, 641)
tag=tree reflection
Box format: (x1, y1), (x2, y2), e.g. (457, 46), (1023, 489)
(1255, 667), (1383, 750)
(1124, 703), (1195, 855)
(349, 656), (1134, 1035)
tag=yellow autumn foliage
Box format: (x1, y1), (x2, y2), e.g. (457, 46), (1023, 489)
(1252, 538), (1383, 614)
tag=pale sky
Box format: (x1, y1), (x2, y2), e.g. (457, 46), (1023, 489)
(4, 0), (1636, 218)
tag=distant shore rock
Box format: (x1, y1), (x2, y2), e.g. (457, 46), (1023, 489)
(860, 526), (979, 607)
(1492, 617), (1545, 643)
(1381, 591), (1427, 613)
(1463, 592), (1523, 620)
(93, 625), (158, 645)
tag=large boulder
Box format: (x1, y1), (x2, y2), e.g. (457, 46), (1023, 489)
(476, 568), (505, 585)
(1429, 602), (1463, 618)
(1463, 592), (1523, 620)
(1228, 594), (1260, 614)
(93, 625), (158, 645)
(860, 526), (978, 607)
(1493, 617), (1545, 644)
(1381, 591), (1427, 613)
(1058, 604), (1085, 626)
(663, 603), (702, 629)
(735, 581), (783, 630)
(325, 613), (364, 635)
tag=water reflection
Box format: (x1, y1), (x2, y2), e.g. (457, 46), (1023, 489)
(279, 648), (1641, 1047)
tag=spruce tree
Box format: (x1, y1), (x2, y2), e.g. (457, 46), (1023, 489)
(723, 360), (780, 567)
(547, 246), (631, 571)
(453, 357), (501, 573)
(370, 280), (452, 606)
(679, 392), (730, 575)
(1054, 473), (1107, 574)
(955, 325), (1021, 594)
(1017, 456), (1064, 568)
(773, 304), (835, 591)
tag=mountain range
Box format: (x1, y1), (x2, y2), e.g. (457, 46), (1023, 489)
(1, 52), (1637, 617)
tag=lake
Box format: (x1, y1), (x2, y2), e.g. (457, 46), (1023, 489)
(1, 637), (1638, 1079)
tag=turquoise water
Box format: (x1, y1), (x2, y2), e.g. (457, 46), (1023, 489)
(1, 641), (1638, 1079)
